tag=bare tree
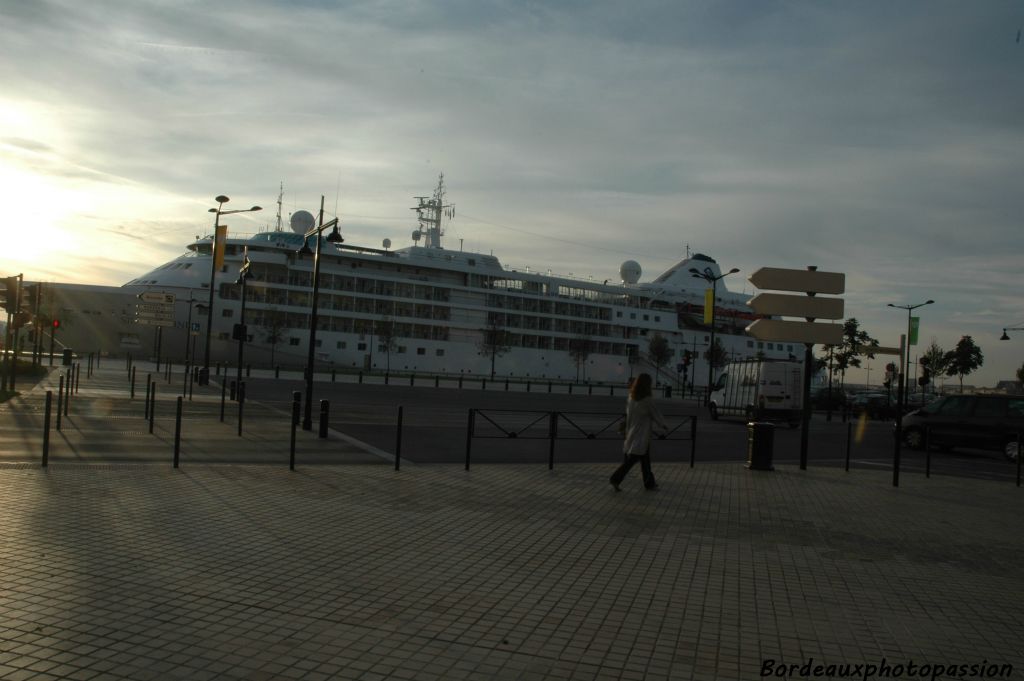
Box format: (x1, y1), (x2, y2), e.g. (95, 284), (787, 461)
(647, 333), (672, 385)
(257, 306), (288, 366)
(375, 317), (399, 374)
(478, 315), (511, 379)
(569, 335), (593, 382)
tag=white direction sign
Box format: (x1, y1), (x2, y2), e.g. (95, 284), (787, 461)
(138, 291), (176, 304)
(746, 319), (844, 345)
(135, 317), (174, 328)
(136, 303), (173, 314)
(748, 268), (845, 295)
(747, 293), (844, 320)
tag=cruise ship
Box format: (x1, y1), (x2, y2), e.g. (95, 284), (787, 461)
(36, 177), (804, 386)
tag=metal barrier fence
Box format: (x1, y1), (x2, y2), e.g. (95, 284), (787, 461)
(464, 408), (698, 470)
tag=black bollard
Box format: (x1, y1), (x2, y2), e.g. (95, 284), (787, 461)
(237, 382), (245, 437)
(358, 371), (363, 384)
(275, 365), (280, 379)
(64, 370), (70, 416)
(395, 405), (403, 471)
(464, 409), (475, 470)
(75, 363), (81, 393)
(505, 378), (509, 391)
(290, 391), (301, 470)
(188, 367), (195, 401)
(230, 380), (237, 401)
(130, 366), (137, 399)
(435, 376), (439, 388)
(384, 373), (390, 385)
(318, 400), (329, 439)
(182, 365), (188, 398)
(526, 381), (531, 393)
(220, 377), (227, 422)
(409, 374), (414, 387)
(458, 376), (463, 388)
(481, 379), (486, 390)
(215, 362), (221, 377)
(149, 384), (156, 434)
(845, 421), (852, 473)
(548, 381), (552, 393)
(145, 376), (152, 419)
(56, 375), (64, 432)
(173, 396), (182, 468)
(246, 364), (251, 378)
(42, 391), (52, 468)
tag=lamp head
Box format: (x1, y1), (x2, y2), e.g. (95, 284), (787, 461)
(727, 267), (739, 275)
(250, 206), (262, 212)
(925, 299), (934, 305)
(215, 195), (230, 204)
(325, 225), (344, 243)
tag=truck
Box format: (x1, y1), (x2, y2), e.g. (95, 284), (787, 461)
(708, 358), (803, 426)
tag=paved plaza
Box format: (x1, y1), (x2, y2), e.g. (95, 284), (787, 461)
(0, 364), (1022, 680)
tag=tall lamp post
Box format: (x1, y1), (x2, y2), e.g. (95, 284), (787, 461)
(887, 300), (933, 408)
(202, 196), (261, 384)
(690, 266), (739, 402)
(235, 249), (253, 395)
(296, 196), (343, 430)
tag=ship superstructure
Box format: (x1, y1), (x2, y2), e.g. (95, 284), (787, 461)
(119, 176), (798, 385)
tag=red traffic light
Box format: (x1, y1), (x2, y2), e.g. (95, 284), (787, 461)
(52, 319), (60, 329)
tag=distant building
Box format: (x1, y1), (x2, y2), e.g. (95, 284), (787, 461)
(994, 380), (1023, 395)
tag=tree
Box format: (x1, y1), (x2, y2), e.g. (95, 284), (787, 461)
(569, 335), (593, 382)
(918, 340), (947, 393)
(478, 315), (511, 379)
(943, 336), (983, 393)
(375, 317), (399, 374)
(703, 337), (728, 372)
(257, 306), (288, 366)
(1017, 362), (1024, 385)
(646, 333), (672, 385)
(831, 318), (879, 389)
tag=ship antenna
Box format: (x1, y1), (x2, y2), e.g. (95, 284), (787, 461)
(275, 182), (283, 232)
(411, 172), (454, 249)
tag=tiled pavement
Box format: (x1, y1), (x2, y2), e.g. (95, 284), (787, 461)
(0, 460), (1021, 681)
(1, 362), (1022, 680)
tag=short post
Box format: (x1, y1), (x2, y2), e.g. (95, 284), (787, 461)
(56, 375), (64, 431)
(384, 373), (389, 385)
(275, 365), (280, 379)
(610, 386), (614, 396)
(130, 366), (136, 399)
(318, 399), (329, 439)
(924, 425), (931, 478)
(505, 378), (509, 391)
(689, 415), (697, 467)
(144, 376), (152, 419)
(42, 391), (52, 467)
(568, 384), (573, 395)
(64, 371), (70, 416)
(547, 381), (552, 393)
(548, 411), (557, 470)
(182, 365), (188, 398)
(166, 361), (172, 383)
(331, 368), (336, 383)
(458, 376), (463, 389)
(845, 421), (852, 472)
(588, 384), (593, 395)
(409, 374), (414, 387)
(188, 367), (195, 401)
(237, 382), (245, 437)
(173, 396), (182, 468)
(246, 364), (251, 377)
(148, 384), (156, 434)
(230, 380), (237, 401)
(75, 363), (81, 393)
(434, 376), (439, 388)
(464, 408), (475, 470)
(481, 379), (486, 390)
(220, 377), (227, 422)
(358, 371), (363, 384)
(216, 362), (221, 377)
(1016, 433), (1021, 488)
(394, 406), (403, 471)
(526, 381), (531, 393)
(290, 391), (300, 471)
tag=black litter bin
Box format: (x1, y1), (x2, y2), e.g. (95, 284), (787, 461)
(746, 421), (775, 471)
(62, 349), (73, 366)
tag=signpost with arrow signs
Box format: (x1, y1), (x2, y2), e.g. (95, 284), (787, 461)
(745, 266), (846, 470)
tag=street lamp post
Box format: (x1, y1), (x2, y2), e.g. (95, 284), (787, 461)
(235, 249), (253, 397)
(690, 266), (739, 403)
(182, 297), (201, 364)
(296, 196), (343, 430)
(887, 300), (934, 408)
(202, 195), (261, 384)
(887, 299), (933, 488)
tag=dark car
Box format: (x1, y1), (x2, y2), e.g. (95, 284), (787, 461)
(901, 394), (1024, 460)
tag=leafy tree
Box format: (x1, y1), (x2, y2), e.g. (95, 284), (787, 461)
(943, 335), (984, 393)
(375, 317), (399, 374)
(257, 306), (288, 366)
(569, 335), (593, 382)
(1017, 362), (1024, 385)
(831, 318), (879, 389)
(918, 340), (947, 392)
(478, 315), (511, 379)
(646, 333), (671, 384)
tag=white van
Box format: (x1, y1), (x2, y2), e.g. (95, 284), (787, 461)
(708, 359), (803, 425)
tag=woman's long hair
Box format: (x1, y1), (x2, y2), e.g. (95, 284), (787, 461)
(630, 373), (653, 400)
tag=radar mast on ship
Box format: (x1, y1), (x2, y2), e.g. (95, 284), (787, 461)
(412, 173), (454, 249)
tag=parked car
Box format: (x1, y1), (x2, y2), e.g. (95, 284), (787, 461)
(900, 394), (1024, 460)
(848, 392), (894, 419)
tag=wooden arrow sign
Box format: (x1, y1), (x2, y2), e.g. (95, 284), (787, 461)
(749, 268), (845, 295)
(746, 319), (844, 345)
(747, 293), (845, 320)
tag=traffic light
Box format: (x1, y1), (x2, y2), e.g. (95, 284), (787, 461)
(52, 319), (60, 329)
(883, 362), (896, 389)
(2, 276), (18, 313)
(682, 350), (692, 367)
(918, 357), (931, 386)
(232, 323), (247, 341)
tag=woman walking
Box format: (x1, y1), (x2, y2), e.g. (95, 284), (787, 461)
(610, 373), (667, 491)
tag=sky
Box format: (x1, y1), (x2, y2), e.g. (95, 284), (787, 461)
(1, 0), (1022, 388)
